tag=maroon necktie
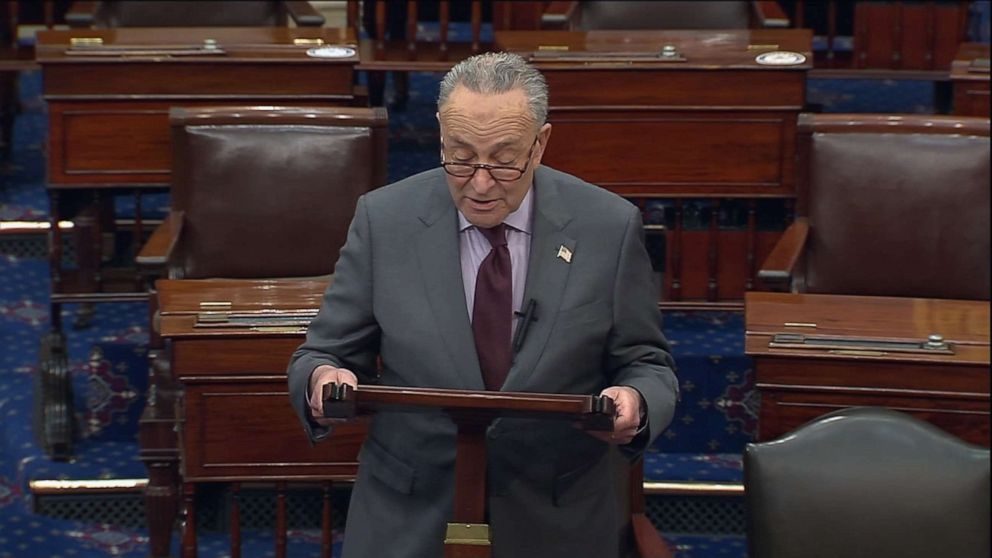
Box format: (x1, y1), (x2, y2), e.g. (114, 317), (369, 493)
(473, 224), (512, 391)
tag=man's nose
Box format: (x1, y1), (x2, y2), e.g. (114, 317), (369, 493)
(470, 168), (497, 193)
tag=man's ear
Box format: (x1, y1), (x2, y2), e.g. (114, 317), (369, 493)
(535, 122), (553, 163)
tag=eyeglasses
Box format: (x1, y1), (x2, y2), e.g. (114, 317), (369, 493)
(440, 136), (539, 182)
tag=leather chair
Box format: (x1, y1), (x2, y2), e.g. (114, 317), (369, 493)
(65, 0), (324, 28)
(137, 106), (388, 279)
(744, 406), (991, 558)
(759, 113), (991, 300)
(542, 1), (790, 30)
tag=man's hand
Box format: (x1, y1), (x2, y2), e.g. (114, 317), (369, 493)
(588, 386), (643, 445)
(308, 364), (358, 426)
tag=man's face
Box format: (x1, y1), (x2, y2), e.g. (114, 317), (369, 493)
(438, 86), (551, 229)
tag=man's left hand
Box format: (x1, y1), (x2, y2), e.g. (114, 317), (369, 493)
(589, 386), (643, 445)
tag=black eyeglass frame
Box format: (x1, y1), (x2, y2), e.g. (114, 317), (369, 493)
(440, 136), (540, 182)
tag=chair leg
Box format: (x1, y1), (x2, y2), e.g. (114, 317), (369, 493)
(0, 72), (18, 161)
(391, 71), (409, 111)
(367, 71), (387, 106)
(35, 329), (75, 461)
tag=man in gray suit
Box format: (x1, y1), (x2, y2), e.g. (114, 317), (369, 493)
(288, 52), (678, 558)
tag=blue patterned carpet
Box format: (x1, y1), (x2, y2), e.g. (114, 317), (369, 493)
(1, 31), (957, 553)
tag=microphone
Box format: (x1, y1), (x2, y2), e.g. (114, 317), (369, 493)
(512, 298), (537, 354)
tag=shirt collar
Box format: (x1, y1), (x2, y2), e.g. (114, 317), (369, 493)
(457, 185), (535, 234)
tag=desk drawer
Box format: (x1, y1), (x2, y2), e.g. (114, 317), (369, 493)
(758, 389), (990, 447)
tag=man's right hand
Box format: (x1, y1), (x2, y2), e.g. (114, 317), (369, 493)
(308, 365), (359, 426)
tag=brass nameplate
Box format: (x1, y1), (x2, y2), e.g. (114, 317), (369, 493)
(747, 43), (779, 51)
(70, 37), (103, 47)
(293, 38), (325, 46)
(444, 523), (491, 546)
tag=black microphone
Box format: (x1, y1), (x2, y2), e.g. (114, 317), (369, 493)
(512, 298), (537, 354)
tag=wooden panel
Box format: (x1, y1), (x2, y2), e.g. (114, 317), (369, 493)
(855, 2), (898, 69)
(545, 112), (795, 197)
(954, 84), (991, 117)
(716, 230), (782, 300)
(670, 230), (710, 301)
(951, 43), (990, 117)
(854, 1), (966, 71)
(62, 108), (170, 174)
(931, 3), (967, 69)
(181, 382), (365, 480)
(44, 63), (354, 97)
(758, 390), (990, 446)
(47, 100), (356, 186)
(754, 357), (990, 395)
(663, 229), (782, 302)
(542, 70), (805, 108)
(173, 337), (303, 376)
(899, 5), (932, 70)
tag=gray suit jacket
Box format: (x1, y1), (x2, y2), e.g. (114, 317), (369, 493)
(288, 165), (678, 558)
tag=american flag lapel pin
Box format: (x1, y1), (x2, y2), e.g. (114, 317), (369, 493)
(556, 245), (572, 263)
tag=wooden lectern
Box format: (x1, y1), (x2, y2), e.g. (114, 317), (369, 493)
(323, 384), (616, 557)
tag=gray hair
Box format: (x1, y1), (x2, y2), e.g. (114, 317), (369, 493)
(438, 52), (548, 125)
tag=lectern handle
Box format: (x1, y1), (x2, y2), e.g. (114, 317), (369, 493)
(321, 382), (357, 419)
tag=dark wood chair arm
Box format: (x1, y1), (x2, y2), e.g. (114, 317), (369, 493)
(540, 1), (580, 30)
(284, 1), (325, 27)
(757, 217), (809, 288)
(751, 1), (790, 28)
(65, 1), (101, 27)
(136, 210), (184, 267)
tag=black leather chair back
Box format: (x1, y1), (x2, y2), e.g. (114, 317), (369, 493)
(745, 406), (991, 558)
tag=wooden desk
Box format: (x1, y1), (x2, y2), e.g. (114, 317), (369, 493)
(35, 26), (359, 188)
(745, 292), (990, 446)
(496, 29), (811, 306)
(32, 28), (362, 460)
(497, 29), (810, 198)
(148, 278), (365, 558)
(951, 42), (990, 118)
(33, 25), (361, 301)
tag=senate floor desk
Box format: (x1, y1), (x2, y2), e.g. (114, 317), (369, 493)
(951, 42), (990, 118)
(745, 291), (991, 446)
(495, 29), (812, 307)
(32, 26), (362, 460)
(150, 278), (366, 558)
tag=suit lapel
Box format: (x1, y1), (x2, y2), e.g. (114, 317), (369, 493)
(504, 169), (575, 391)
(415, 183), (486, 390)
